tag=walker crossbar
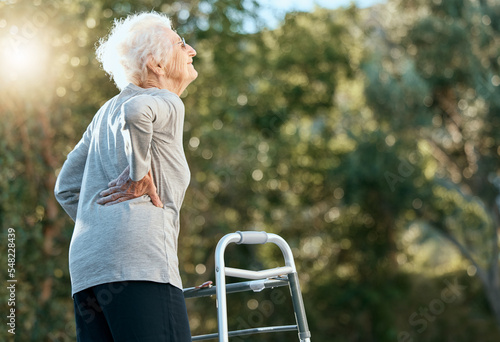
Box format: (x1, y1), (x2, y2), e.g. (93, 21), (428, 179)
(192, 325), (298, 341)
(224, 266), (294, 279)
(185, 231), (311, 342)
(183, 277), (289, 299)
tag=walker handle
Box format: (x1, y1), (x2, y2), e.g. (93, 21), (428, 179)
(236, 231), (268, 244)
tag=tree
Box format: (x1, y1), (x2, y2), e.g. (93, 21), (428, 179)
(0, 0), (263, 340)
(361, 0), (500, 332)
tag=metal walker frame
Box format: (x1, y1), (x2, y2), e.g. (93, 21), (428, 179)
(183, 231), (311, 342)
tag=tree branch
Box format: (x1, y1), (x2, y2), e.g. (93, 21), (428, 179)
(489, 198), (500, 289)
(438, 227), (488, 285)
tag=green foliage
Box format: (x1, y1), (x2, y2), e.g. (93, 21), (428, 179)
(0, 0), (500, 341)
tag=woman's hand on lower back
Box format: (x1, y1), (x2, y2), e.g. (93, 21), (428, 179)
(97, 166), (163, 208)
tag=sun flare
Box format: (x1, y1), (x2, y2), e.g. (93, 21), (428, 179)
(1, 38), (48, 83)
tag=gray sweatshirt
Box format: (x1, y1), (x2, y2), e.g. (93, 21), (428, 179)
(54, 83), (190, 296)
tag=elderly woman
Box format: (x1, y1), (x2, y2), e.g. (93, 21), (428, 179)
(54, 12), (197, 341)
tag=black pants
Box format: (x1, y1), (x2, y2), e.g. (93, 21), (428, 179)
(73, 281), (192, 342)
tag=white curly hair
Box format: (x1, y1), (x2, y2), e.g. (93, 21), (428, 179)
(96, 12), (175, 90)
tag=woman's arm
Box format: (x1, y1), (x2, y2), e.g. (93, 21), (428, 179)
(120, 94), (174, 181)
(97, 94), (173, 207)
(54, 126), (92, 221)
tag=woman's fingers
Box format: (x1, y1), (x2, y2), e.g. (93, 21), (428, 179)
(97, 192), (116, 205)
(146, 169), (163, 207)
(103, 196), (129, 206)
(97, 192), (131, 205)
(149, 192), (164, 208)
(99, 185), (121, 197)
(96, 194), (111, 205)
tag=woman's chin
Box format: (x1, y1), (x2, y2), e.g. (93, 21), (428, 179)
(190, 70), (199, 81)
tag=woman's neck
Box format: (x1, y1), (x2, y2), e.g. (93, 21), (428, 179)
(142, 74), (187, 97)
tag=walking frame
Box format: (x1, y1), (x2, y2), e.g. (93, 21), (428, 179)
(183, 231), (312, 342)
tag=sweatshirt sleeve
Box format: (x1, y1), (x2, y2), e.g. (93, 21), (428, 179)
(54, 124), (92, 221)
(121, 94), (176, 181)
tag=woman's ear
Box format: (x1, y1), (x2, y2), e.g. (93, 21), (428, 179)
(146, 58), (165, 76)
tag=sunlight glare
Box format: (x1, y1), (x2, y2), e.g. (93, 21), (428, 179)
(1, 39), (48, 84)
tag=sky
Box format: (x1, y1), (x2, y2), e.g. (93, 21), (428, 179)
(250, 0), (387, 31)
(260, 0), (387, 12)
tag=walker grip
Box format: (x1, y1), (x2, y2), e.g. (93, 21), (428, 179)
(235, 231), (268, 244)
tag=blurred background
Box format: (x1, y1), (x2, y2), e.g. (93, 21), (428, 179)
(1, 0), (500, 341)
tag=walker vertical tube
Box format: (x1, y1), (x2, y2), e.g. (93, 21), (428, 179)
(288, 272), (311, 342)
(215, 233), (241, 342)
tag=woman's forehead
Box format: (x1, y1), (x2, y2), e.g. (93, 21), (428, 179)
(163, 28), (182, 42)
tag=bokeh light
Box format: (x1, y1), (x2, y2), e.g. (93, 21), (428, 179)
(0, 35), (49, 84)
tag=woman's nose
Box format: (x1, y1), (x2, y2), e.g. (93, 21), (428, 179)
(187, 44), (196, 57)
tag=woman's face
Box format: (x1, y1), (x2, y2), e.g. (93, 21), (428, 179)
(164, 28), (198, 84)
